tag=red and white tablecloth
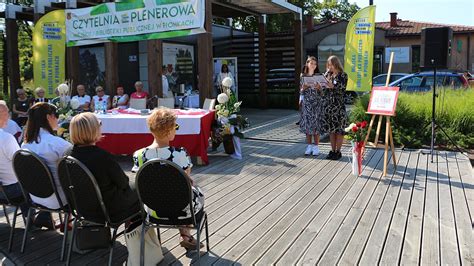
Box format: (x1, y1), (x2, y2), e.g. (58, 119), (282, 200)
(95, 109), (215, 164)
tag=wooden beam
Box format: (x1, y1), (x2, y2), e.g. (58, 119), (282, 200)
(198, 0), (213, 105)
(66, 47), (80, 89)
(294, 15), (302, 109)
(105, 42), (119, 96)
(6, 19), (20, 104)
(147, 39), (163, 97)
(258, 15), (267, 109)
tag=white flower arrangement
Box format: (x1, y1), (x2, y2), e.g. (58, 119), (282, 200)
(217, 93), (229, 104)
(222, 76), (233, 88)
(70, 98), (80, 110)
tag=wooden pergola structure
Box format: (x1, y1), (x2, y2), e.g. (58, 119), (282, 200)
(2, 0), (302, 108)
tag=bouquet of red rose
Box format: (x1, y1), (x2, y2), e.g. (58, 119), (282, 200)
(345, 121), (368, 176)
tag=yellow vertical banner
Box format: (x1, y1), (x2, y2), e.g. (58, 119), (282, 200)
(33, 10), (66, 98)
(344, 6), (376, 92)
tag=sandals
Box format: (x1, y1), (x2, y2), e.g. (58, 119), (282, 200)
(180, 234), (204, 250)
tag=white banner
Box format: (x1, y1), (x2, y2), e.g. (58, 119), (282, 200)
(385, 47), (410, 63)
(65, 0), (204, 45)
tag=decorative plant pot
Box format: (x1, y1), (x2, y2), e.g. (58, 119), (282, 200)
(223, 135), (235, 155)
(351, 141), (364, 176)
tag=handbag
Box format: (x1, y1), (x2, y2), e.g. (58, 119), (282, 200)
(125, 225), (163, 266)
(75, 222), (111, 251)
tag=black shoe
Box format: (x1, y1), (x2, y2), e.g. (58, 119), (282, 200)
(326, 151), (335, 160)
(295, 121), (300, 125)
(332, 151), (342, 160)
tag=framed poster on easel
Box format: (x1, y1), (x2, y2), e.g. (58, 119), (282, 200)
(213, 57), (238, 100)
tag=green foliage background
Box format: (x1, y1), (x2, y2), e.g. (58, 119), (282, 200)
(349, 89), (474, 149)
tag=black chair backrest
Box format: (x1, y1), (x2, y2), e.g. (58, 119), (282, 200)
(135, 159), (194, 223)
(58, 156), (111, 224)
(12, 149), (64, 207)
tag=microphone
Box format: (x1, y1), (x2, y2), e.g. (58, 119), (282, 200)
(179, 95), (188, 109)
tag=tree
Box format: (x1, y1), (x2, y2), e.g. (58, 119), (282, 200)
(309, 1), (360, 23)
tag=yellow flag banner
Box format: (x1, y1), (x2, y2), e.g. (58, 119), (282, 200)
(33, 10), (66, 98)
(344, 6), (376, 92)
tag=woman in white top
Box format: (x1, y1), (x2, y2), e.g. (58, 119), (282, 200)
(112, 86), (129, 109)
(21, 102), (72, 210)
(216, 64), (234, 94)
(91, 86), (111, 112)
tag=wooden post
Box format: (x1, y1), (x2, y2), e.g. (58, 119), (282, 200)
(147, 39), (163, 97)
(66, 47), (80, 90)
(294, 13), (303, 109)
(258, 15), (267, 108)
(5, 18), (20, 104)
(105, 42), (119, 95)
(197, 0), (213, 105)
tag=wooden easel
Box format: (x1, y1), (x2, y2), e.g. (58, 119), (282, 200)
(364, 52), (397, 176)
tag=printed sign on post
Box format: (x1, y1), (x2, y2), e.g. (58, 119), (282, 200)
(367, 86), (400, 116)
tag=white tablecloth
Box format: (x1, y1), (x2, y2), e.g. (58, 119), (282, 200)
(95, 110), (209, 135)
(175, 95), (200, 108)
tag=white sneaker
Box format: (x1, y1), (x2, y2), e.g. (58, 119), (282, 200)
(305, 145), (312, 156)
(312, 145), (320, 156)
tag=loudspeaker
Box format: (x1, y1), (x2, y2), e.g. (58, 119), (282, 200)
(421, 27), (453, 69)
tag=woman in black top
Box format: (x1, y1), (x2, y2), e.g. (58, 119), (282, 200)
(323, 55), (348, 160)
(69, 112), (140, 222)
(12, 88), (30, 126)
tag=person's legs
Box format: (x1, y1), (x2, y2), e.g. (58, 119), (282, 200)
(305, 134), (313, 155)
(1, 183), (29, 219)
(326, 133), (337, 159)
(313, 134), (320, 145)
(336, 133), (344, 151)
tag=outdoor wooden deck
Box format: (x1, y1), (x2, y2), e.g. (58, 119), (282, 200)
(0, 113), (472, 265)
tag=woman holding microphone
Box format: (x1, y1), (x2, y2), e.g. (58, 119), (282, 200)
(323, 55), (348, 160)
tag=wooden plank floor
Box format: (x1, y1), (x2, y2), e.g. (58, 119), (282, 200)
(0, 114), (472, 265)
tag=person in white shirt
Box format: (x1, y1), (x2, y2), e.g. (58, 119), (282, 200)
(5, 119), (22, 142)
(0, 101), (28, 215)
(31, 87), (49, 105)
(71, 84), (91, 111)
(91, 86), (111, 112)
(112, 86), (129, 109)
(21, 102), (72, 211)
(161, 66), (172, 98)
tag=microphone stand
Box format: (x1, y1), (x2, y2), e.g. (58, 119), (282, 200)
(179, 95), (188, 110)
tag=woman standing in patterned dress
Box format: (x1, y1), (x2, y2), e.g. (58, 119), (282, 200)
(323, 55), (348, 160)
(299, 56), (324, 156)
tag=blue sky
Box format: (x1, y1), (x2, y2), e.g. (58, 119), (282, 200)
(351, 0), (474, 26)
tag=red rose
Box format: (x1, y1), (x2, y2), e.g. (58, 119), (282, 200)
(356, 122), (362, 127)
(352, 126), (358, 132)
(361, 121), (367, 128)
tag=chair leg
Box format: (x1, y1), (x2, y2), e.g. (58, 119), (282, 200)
(8, 206), (19, 252)
(156, 227), (161, 244)
(21, 208), (33, 253)
(60, 212), (69, 261)
(196, 226), (201, 263)
(108, 228), (118, 266)
(3, 205), (10, 226)
(139, 222), (146, 266)
(66, 220), (77, 266)
(205, 214), (210, 252)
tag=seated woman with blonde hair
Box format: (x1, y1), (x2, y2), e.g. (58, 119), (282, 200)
(69, 112), (140, 223)
(132, 107), (205, 250)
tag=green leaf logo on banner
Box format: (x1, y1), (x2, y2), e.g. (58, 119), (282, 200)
(156, 0), (188, 5)
(115, 0), (145, 11)
(90, 4), (110, 16)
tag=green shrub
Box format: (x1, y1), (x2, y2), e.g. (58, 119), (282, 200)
(349, 88), (474, 149)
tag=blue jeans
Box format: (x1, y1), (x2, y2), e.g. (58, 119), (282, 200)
(0, 183), (29, 218)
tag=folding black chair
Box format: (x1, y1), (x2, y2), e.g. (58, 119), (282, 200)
(12, 149), (69, 260)
(0, 184), (26, 252)
(135, 159), (210, 266)
(58, 156), (141, 266)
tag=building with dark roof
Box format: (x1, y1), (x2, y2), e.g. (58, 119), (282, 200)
(304, 12), (474, 75)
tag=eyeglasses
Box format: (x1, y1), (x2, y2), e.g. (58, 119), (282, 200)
(175, 124), (180, 130)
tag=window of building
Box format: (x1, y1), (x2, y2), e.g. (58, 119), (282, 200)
(317, 33), (345, 71)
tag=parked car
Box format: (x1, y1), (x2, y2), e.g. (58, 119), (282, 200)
(267, 68), (295, 88)
(388, 71), (469, 92)
(372, 73), (408, 87)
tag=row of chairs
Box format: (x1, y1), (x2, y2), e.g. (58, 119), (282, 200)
(2, 150), (210, 265)
(129, 97), (216, 110)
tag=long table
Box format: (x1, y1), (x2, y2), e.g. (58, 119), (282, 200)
(95, 109), (215, 164)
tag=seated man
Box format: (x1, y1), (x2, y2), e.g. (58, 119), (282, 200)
(0, 101), (28, 214)
(71, 84), (91, 111)
(4, 119), (22, 143)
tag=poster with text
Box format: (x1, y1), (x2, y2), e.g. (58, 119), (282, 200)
(163, 42), (195, 94)
(367, 86), (399, 116)
(213, 57), (238, 100)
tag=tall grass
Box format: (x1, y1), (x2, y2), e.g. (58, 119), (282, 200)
(350, 88), (474, 149)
